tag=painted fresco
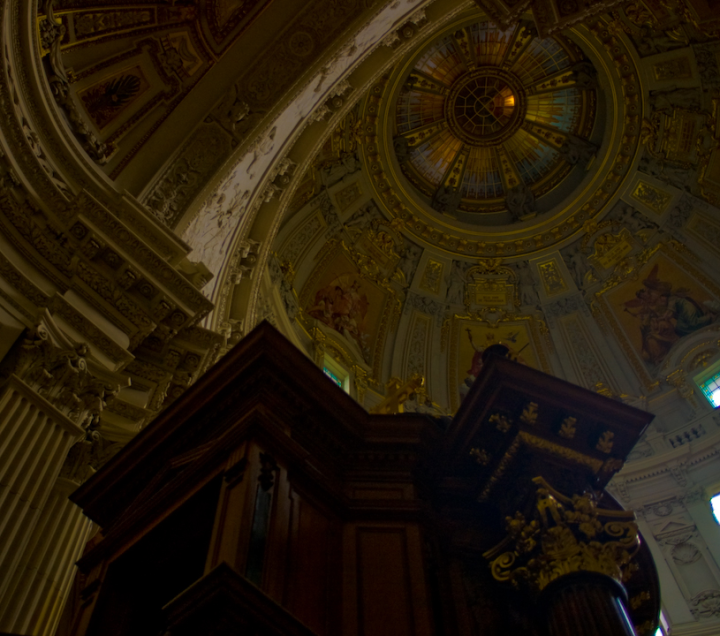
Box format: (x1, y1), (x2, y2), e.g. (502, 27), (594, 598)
(79, 67), (149, 130)
(606, 253), (720, 369)
(454, 319), (540, 408)
(303, 252), (389, 363)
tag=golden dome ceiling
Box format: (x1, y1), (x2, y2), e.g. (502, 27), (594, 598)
(394, 20), (597, 216)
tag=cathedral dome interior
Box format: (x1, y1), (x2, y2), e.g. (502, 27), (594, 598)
(1, 0), (720, 633)
(391, 19), (599, 224)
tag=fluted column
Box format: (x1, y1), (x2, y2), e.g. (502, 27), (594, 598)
(0, 316), (128, 634)
(0, 376), (84, 610)
(486, 478), (651, 636)
(541, 572), (635, 636)
(0, 477), (94, 635)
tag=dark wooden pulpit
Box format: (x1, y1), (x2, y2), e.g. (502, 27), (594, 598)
(67, 322), (661, 636)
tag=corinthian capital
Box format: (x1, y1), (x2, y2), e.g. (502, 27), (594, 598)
(485, 477), (640, 593)
(1, 312), (128, 428)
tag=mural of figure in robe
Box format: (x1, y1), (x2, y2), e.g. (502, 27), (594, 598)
(623, 264), (720, 365)
(307, 274), (370, 353)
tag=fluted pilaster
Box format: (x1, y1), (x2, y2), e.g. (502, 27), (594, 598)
(542, 572), (635, 636)
(0, 376), (84, 611)
(0, 477), (94, 635)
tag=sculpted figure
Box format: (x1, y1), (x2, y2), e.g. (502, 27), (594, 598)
(214, 84), (250, 133)
(431, 185), (462, 215)
(505, 184), (536, 222)
(639, 155), (695, 193)
(393, 136), (410, 164)
(246, 126), (277, 178)
(559, 135), (597, 168)
(398, 244), (422, 286)
(564, 246), (593, 289)
(570, 61), (598, 90)
(616, 205), (657, 232)
(41, 0), (110, 164)
(445, 261), (466, 305)
(666, 199), (693, 230)
(346, 203), (380, 231)
(320, 153), (360, 188)
(515, 261), (539, 306)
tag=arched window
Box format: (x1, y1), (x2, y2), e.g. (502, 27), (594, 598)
(322, 355), (349, 393)
(700, 371), (720, 408)
(695, 359), (720, 409)
(712, 493), (720, 525)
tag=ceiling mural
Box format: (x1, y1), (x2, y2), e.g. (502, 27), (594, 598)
(449, 314), (550, 412)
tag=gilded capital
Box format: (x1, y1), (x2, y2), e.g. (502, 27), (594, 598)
(485, 477), (639, 593)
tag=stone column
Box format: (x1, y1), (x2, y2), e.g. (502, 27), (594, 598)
(0, 477), (94, 636)
(0, 375), (84, 611)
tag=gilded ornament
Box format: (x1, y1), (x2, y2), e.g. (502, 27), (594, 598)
(470, 447), (492, 466)
(601, 458), (624, 474)
(520, 401), (539, 425)
(538, 261), (568, 296)
(334, 181), (362, 211)
(588, 228), (635, 271)
(419, 260), (444, 294)
(689, 349), (715, 370)
(630, 590), (651, 610)
(490, 413), (512, 433)
(666, 368), (697, 403)
(558, 416), (577, 439)
(596, 431), (615, 454)
(370, 374), (425, 415)
(485, 478), (640, 593)
(519, 432), (604, 473)
(631, 182), (673, 215)
(634, 620), (655, 635)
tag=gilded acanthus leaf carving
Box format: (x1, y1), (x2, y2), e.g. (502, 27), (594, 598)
(485, 477), (640, 593)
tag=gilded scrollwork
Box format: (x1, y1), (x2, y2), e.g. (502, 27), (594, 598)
(485, 478), (640, 593)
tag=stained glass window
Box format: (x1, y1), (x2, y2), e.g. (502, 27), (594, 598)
(700, 372), (720, 408)
(393, 20), (596, 213)
(323, 367), (343, 388)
